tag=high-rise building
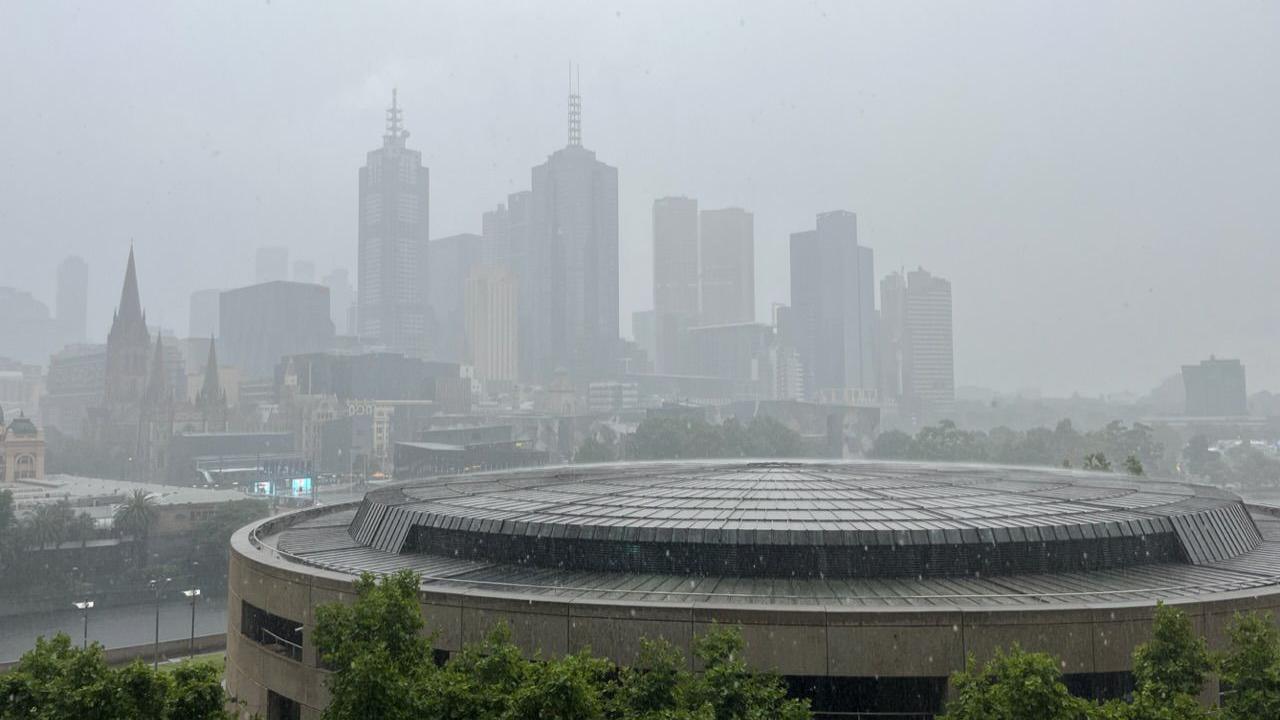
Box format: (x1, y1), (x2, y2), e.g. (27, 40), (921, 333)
(699, 208), (754, 325)
(254, 246), (289, 284)
(901, 268), (954, 415)
(357, 91), (430, 352)
(56, 255), (88, 344)
(879, 271), (906, 403)
(789, 211), (877, 400)
(292, 260), (316, 284)
(220, 281), (334, 380)
(429, 234), (483, 363)
(653, 196), (700, 319)
(465, 265), (518, 384)
(525, 83), (619, 380)
(1182, 357), (1247, 417)
(321, 269), (355, 336)
(189, 288), (221, 339)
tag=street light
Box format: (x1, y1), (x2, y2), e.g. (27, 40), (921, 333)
(149, 576), (171, 669)
(72, 600), (94, 649)
(182, 588), (201, 659)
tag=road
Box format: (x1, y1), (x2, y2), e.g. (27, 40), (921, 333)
(0, 596), (228, 663)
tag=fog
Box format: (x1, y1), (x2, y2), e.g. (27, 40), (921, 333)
(1, 0), (1277, 395)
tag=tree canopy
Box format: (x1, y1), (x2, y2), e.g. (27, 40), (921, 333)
(316, 570), (811, 720)
(0, 633), (231, 720)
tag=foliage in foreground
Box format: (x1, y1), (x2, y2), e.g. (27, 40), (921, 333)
(941, 602), (1280, 720)
(315, 570), (811, 720)
(0, 633), (231, 720)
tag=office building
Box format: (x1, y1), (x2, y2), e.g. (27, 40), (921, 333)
(219, 281), (334, 380)
(901, 268), (954, 416)
(189, 288), (221, 339)
(878, 272), (906, 403)
(465, 265), (518, 384)
(428, 233), (482, 362)
(254, 246), (289, 284)
(321, 269), (354, 336)
(699, 207), (754, 325)
(789, 211), (877, 400)
(653, 196), (700, 319)
(1182, 357), (1247, 417)
(525, 84), (619, 380)
(56, 255), (88, 344)
(357, 91), (431, 352)
(292, 260), (316, 284)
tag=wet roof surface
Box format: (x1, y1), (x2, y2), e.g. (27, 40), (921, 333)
(254, 462), (1280, 609)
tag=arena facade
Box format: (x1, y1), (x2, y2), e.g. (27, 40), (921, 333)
(226, 461), (1280, 719)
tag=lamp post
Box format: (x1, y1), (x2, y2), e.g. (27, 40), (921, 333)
(72, 600), (94, 649)
(181, 588), (201, 659)
(149, 576), (171, 669)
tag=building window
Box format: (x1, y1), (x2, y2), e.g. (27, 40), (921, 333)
(267, 690), (301, 720)
(14, 455), (35, 480)
(240, 600), (303, 662)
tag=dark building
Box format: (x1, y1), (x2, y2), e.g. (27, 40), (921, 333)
(219, 281), (334, 380)
(277, 352), (458, 402)
(1182, 357), (1247, 417)
(167, 431), (300, 486)
(394, 436), (547, 477)
(428, 233), (482, 362)
(357, 91), (431, 352)
(789, 211), (877, 401)
(525, 84), (620, 381)
(42, 344), (105, 437)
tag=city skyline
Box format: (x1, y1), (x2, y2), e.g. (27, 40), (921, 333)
(2, 2), (1278, 395)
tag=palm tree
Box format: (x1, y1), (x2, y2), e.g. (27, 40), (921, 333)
(27, 504), (70, 550)
(114, 489), (158, 563)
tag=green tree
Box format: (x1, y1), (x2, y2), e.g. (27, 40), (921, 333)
(114, 488), (158, 563)
(575, 437), (618, 464)
(683, 627), (810, 720)
(189, 498), (268, 581)
(1083, 453), (1112, 472)
(939, 645), (1089, 720)
(0, 633), (231, 720)
(1219, 612), (1280, 720)
(1130, 602), (1212, 702)
(869, 429), (915, 459)
(1124, 455), (1145, 476)
(314, 570), (433, 720)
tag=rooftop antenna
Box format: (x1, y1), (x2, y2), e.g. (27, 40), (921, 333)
(568, 63), (581, 147)
(384, 88), (407, 146)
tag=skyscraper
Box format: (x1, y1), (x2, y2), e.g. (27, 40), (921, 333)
(901, 268), (954, 416)
(465, 264), (518, 384)
(525, 81), (619, 380)
(357, 90), (430, 352)
(879, 271), (906, 402)
(428, 233), (482, 363)
(699, 208), (754, 325)
(56, 255), (88, 344)
(220, 281), (334, 379)
(789, 211), (877, 401)
(321, 269), (354, 336)
(189, 288), (220, 339)
(653, 196), (700, 319)
(254, 246), (289, 284)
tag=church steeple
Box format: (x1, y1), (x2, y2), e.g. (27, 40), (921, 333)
(143, 334), (170, 405)
(197, 336), (225, 408)
(109, 246), (150, 344)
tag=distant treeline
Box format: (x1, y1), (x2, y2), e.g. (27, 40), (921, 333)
(870, 419), (1165, 475)
(575, 415), (805, 463)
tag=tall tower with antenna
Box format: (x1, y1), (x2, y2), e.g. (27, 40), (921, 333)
(525, 66), (620, 381)
(357, 89), (431, 351)
(568, 63), (582, 147)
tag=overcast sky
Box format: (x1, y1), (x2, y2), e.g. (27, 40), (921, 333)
(1, 1), (1277, 396)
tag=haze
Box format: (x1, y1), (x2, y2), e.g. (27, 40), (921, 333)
(1, 0), (1277, 395)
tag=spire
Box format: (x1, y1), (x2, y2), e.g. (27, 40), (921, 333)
(118, 246), (144, 327)
(144, 334), (169, 405)
(383, 88), (408, 148)
(197, 336), (225, 408)
(568, 63), (581, 147)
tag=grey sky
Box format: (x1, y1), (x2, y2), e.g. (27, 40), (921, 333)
(1, 1), (1277, 396)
